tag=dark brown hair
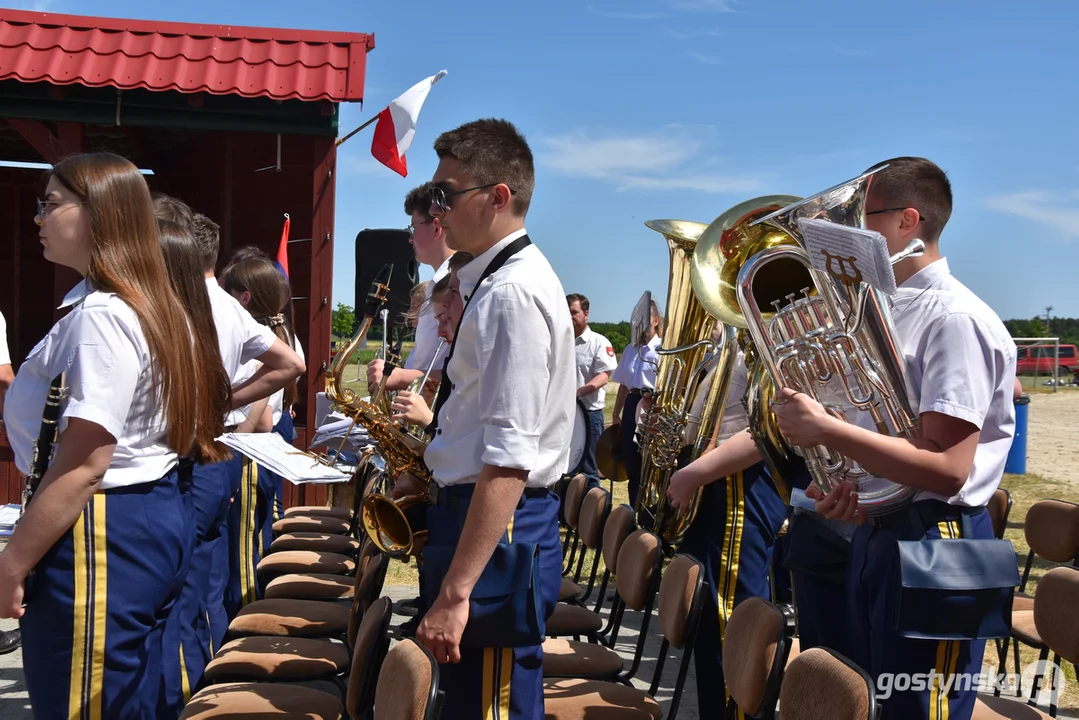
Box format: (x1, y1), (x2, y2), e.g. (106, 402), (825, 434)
(48, 152), (202, 457)
(404, 182), (436, 220)
(151, 192), (221, 272)
(447, 251), (473, 272)
(157, 220), (231, 462)
(567, 293), (590, 314)
(433, 119), (534, 217)
(219, 256), (298, 410)
(864, 157), (952, 244)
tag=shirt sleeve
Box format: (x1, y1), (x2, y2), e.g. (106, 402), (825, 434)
(590, 336), (618, 376)
(610, 346), (633, 386)
(918, 312), (1003, 429)
(472, 284), (552, 471)
(238, 312), (277, 365)
(57, 306), (143, 441)
(0, 311), (10, 366)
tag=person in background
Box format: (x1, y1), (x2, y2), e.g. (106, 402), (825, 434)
(0, 310), (20, 656)
(567, 293), (617, 491)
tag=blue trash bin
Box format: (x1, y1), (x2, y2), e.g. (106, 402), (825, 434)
(1004, 394), (1030, 475)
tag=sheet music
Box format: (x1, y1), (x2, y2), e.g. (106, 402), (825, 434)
(797, 218), (897, 294)
(217, 432), (353, 485)
(309, 415), (375, 455)
(0, 504), (20, 536)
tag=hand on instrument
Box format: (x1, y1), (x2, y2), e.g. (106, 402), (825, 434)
(666, 467), (701, 512)
(0, 558), (25, 619)
(417, 592), (470, 664)
(391, 391), (434, 428)
(806, 482), (866, 524)
(772, 387), (837, 447)
(392, 472), (425, 500)
(366, 359), (385, 390)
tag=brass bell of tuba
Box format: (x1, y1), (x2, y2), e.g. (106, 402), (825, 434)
(325, 264), (432, 558)
(734, 169), (924, 516)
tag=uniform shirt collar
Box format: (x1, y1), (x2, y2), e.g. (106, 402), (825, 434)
(457, 228), (528, 293)
(900, 257), (950, 291)
(647, 334), (662, 349)
(576, 326), (593, 344)
(58, 278), (94, 309)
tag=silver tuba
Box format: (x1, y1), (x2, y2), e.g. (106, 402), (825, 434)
(735, 168), (924, 516)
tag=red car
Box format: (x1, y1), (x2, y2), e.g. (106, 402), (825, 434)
(1015, 344), (1077, 376)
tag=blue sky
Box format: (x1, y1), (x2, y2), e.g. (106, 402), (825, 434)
(15, 0), (1079, 324)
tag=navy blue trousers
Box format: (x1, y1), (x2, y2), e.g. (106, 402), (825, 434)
(848, 502), (994, 720)
(161, 457), (232, 714)
(21, 466), (194, 720)
(621, 394), (644, 508)
(579, 408), (605, 491)
(678, 464), (788, 719)
(225, 455), (261, 619)
(422, 484), (562, 720)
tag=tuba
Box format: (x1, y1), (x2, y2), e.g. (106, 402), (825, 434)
(730, 169), (923, 516)
(325, 264), (432, 558)
(633, 220), (739, 546)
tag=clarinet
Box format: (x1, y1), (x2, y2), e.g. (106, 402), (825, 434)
(22, 373), (67, 511)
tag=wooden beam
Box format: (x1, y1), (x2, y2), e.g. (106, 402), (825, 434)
(8, 118), (63, 164)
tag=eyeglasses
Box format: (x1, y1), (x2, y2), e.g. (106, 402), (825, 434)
(408, 219), (434, 235)
(866, 207), (928, 223)
(428, 183), (515, 213)
(36, 198), (86, 218)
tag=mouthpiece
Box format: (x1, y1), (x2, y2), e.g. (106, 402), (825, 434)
(889, 239), (925, 266)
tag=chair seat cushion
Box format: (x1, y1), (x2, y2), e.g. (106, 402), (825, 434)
(273, 516), (351, 535)
(1012, 591), (1034, 614)
(269, 533), (360, 555)
(179, 682), (343, 719)
(204, 636), (350, 682)
(543, 678), (661, 720)
(559, 577), (582, 601)
(542, 638), (623, 679)
(257, 550), (356, 577)
(284, 506), (353, 519)
(973, 694), (1051, 719)
(545, 604), (603, 636)
(1010, 610), (1042, 648)
(228, 598), (350, 638)
(265, 573), (356, 600)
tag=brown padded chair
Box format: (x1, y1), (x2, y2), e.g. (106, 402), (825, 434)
(561, 487), (611, 605)
(988, 487), (1013, 540)
(372, 639), (444, 720)
(543, 551), (704, 720)
(283, 505), (353, 519)
(561, 474), (589, 572)
(265, 540), (380, 602)
(273, 514), (352, 535)
(722, 596), (791, 719)
(779, 647), (877, 720)
(256, 549), (357, 579)
(267, 532), (361, 556)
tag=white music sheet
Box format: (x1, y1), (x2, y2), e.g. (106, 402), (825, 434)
(217, 432), (353, 484)
(798, 218), (897, 295)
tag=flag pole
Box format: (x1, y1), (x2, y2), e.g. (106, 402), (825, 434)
(335, 115), (380, 148)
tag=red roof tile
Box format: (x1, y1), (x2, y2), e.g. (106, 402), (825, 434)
(0, 9), (374, 102)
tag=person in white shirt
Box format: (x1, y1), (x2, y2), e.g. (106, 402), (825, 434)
(772, 157), (1018, 720)
(610, 297), (662, 507)
(393, 118), (575, 720)
(3, 152), (230, 719)
(566, 293), (617, 491)
(0, 311), (13, 414)
(152, 197), (305, 708)
(367, 182), (453, 392)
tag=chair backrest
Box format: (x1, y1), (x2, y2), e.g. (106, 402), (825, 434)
(722, 597), (787, 717)
(373, 638), (443, 720)
(563, 474), (588, 530)
(347, 596), (393, 718)
(615, 530), (662, 611)
(577, 487), (610, 552)
(1024, 499), (1079, 562)
(349, 553), (388, 647)
(779, 647), (876, 720)
(987, 487), (1012, 540)
(601, 504), (636, 574)
(657, 554), (703, 651)
(1034, 566), (1079, 665)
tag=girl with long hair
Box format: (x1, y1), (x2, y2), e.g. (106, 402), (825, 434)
(1, 152), (220, 719)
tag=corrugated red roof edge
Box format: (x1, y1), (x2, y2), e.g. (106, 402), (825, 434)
(0, 8), (375, 103)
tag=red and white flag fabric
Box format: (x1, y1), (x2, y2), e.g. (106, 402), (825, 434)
(370, 70), (448, 177)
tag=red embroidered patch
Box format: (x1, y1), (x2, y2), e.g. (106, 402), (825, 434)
(606, 346), (615, 357)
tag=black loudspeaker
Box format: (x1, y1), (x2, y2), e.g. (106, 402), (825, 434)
(353, 228), (419, 334)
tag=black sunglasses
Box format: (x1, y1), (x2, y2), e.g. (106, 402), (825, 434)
(866, 207), (928, 223)
(428, 183), (515, 213)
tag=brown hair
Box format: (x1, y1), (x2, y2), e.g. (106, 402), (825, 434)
(157, 220), (231, 462)
(48, 152), (202, 457)
(433, 119), (534, 217)
(151, 192), (220, 272)
(567, 293), (589, 313)
(404, 182), (436, 220)
(864, 157), (952, 244)
(447, 251), (473, 272)
(219, 257), (298, 410)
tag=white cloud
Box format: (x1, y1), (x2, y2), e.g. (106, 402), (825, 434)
(985, 190), (1079, 242)
(536, 128), (760, 195)
(830, 44), (868, 57)
(586, 4), (667, 20)
(665, 27), (724, 39)
(666, 0), (738, 12)
(686, 50), (722, 65)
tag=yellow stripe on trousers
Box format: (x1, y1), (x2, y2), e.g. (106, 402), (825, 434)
(70, 495), (108, 720)
(718, 472), (746, 717)
(482, 647), (513, 720)
(240, 460), (259, 607)
(929, 520), (961, 720)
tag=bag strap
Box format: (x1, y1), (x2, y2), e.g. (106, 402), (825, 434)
(426, 235), (532, 437)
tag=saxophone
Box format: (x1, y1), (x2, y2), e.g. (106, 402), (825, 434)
(22, 373), (67, 511)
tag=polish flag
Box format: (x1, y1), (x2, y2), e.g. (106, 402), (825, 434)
(275, 214), (290, 278)
(370, 70), (448, 177)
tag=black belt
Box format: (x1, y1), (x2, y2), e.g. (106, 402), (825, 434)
(871, 499), (985, 536)
(627, 388), (649, 398)
(427, 482), (551, 507)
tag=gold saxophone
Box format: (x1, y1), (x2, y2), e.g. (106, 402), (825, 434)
(324, 264), (433, 558)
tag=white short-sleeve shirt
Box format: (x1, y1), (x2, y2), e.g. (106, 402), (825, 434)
(423, 229), (576, 489)
(574, 327), (618, 412)
(611, 335), (661, 392)
(270, 334), (306, 427)
(849, 258), (1017, 508)
(0, 311), (10, 367)
(4, 280), (176, 489)
(405, 258), (451, 373)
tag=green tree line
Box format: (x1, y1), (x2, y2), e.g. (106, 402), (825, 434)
(1004, 317), (1079, 346)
